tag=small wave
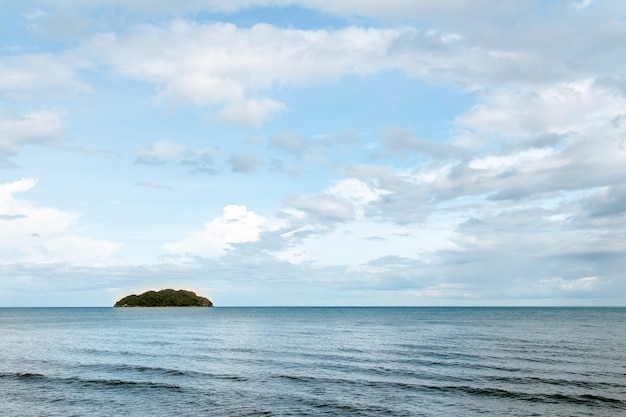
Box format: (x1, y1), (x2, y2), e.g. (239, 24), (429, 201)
(274, 374), (315, 383)
(0, 372), (50, 382)
(135, 365), (187, 377)
(301, 396), (400, 416)
(429, 384), (626, 410)
(579, 394), (625, 406)
(77, 362), (188, 376)
(76, 362), (250, 383)
(486, 375), (623, 391)
(11, 372), (46, 380)
(274, 374), (423, 394)
(1, 371), (182, 392)
(236, 411), (273, 417)
(370, 381), (416, 391)
(91, 378), (179, 390)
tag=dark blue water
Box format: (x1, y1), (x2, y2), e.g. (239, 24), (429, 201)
(1, 307), (625, 416)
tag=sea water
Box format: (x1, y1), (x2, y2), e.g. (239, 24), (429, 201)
(0, 307), (624, 416)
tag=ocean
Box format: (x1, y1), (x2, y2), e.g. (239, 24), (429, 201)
(0, 307), (624, 416)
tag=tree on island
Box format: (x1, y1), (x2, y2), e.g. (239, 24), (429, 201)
(114, 289), (212, 307)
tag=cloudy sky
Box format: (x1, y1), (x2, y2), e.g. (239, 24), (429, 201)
(1, 0), (625, 306)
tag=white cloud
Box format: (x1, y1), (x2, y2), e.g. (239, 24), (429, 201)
(541, 276), (599, 291)
(269, 132), (309, 156)
(0, 178), (120, 265)
(275, 216), (460, 267)
(163, 205), (267, 258)
(13, 1), (626, 114)
(413, 80), (626, 201)
(455, 80), (623, 146)
(9, 4), (617, 132)
(468, 148), (553, 170)
(273, 177), (462, 267)
(285, 193), (354, 221)
(136, 140), (219, 173)
(214, 98), (287, 128)
(0, 109), (64, 165)
(327, 178), (387, 205)
(136, 140), (187, 162)
(372, 127), (466, 160)
(81, 21), (468, 127)
(0, 53), (91, 98)
(228, 153), (263, 173)
(285, 178), (389, 221)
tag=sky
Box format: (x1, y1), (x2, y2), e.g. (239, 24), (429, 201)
(1, 0), (626, 306)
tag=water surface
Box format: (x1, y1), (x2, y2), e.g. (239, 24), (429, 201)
(1, 307), (624, 416)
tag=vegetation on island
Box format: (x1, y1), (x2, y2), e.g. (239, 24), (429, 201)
(114, 289), (213, 307)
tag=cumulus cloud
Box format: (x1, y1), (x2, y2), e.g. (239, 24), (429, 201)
(228, 153), (263, 173)
(275, 216), (460, 267)
(541, 276), (599, 292)
(214, 98), (287, 128)
(136, 140), (219, 174)
(298, 78), (626, 301)
(79, 21), (475, 127)
(371, 127), (466, 160)
(582, 185), (626, 219)
(332, 80), (626, 210)
(0, 109), (64, 167)
(163, 205), (267, 258)
(12, 1), (626, 114)
(285, 193), (354, 221)
(430, 80), (626, 201)
(454, 80), (624, 147)
(270, 176), (463, 268)
(285, 178), (389, 221)
(0, 53), (92, 98)
(269, 132), (311, 157)
(10, 3), (620, 131)
(0, 178), (120, 265)
(264, 76), (626, 298)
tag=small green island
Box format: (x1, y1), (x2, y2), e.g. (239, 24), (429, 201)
(114, 289), (213, 307)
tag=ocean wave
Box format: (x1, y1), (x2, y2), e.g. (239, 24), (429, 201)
(1, 371), (183, 391)
(428, 385), (626, 410)
(74, 362), (249, 382)
(268, 373), (625, 411)
(486, 375), (624, 391)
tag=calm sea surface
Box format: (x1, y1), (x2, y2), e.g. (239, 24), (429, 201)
(0, 307), (625, 416)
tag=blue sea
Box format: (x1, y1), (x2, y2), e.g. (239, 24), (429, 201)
(1, 307), (625, 416)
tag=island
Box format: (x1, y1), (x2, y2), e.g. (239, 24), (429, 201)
(114, 289), (213, 307)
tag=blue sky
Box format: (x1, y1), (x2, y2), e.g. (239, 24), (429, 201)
(1, 0), (626, 306)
